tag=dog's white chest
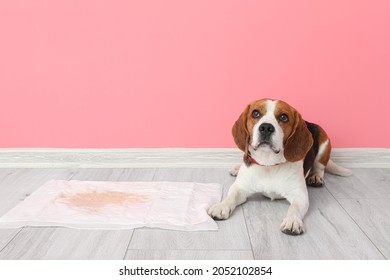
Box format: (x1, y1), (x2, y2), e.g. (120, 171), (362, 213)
(261, 191), (284, 200)
(236, 161), (305, 199)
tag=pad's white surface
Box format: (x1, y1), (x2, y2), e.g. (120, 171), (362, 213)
(0, 180), (222, 231)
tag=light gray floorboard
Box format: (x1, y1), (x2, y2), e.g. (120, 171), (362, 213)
(0, 169), (155, 260)
(0, 168), (74, 215)
(325, 168), (390, 199)
(0, 167), (389, 259)
(0, 227), (131, 260)
(338, 199), (390, 259)
(324, 168), (390, 259)
(243, 182), (385, 259)
(128, 168), (253, 253)
(0, 229), (21, 252)
(125, 250), (254, 260)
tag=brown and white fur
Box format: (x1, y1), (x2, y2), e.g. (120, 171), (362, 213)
(208, 99), (352, 235)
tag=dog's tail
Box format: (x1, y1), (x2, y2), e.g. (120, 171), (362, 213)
(325, 159), (353, 176)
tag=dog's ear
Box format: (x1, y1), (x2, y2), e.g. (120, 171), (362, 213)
(284, 111), (313, 162)
(232, 105), (251, 165)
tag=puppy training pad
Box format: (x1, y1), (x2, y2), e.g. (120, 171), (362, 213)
(0, 180), (222, 231)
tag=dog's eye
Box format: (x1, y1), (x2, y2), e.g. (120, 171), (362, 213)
(252, 110), (261, 119)
(279, 114), (288, 123)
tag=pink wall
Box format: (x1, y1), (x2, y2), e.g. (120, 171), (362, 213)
(1, 1), (389, 148)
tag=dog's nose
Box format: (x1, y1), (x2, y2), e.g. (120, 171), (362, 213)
(259, 123), (275, 138)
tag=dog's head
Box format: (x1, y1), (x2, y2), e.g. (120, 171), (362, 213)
(232, 99), (313, 166)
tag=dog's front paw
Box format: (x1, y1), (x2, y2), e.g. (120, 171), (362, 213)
(280, 216), (304, 235)
(208, 202), (234, 220)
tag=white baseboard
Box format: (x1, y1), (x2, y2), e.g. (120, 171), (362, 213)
(0, 148), (389, 168)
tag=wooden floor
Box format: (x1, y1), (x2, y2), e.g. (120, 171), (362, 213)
(0, 167), (388, 260)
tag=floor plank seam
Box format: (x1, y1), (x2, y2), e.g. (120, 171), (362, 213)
(240, 205), (256, 260)
(150, 168), (158, 181)
(324, 186), (388, 259)
(0, 228), (23, 255)
(67, 171), (76, 180)
(122, 231), (135, 260)
(117, 168), (127, 180)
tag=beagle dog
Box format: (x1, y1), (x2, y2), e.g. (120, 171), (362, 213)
(208, 98), (351, 235)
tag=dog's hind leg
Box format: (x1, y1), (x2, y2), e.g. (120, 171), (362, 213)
(307, 162), (326, 187)
(306, 139), (331, 187)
